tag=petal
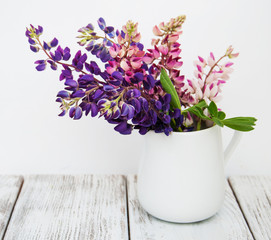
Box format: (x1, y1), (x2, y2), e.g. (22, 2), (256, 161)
(65, 79), (78, 88)
(74, 107), (83, 120)
(50, 38), (58, 47)
(69, 107), (76, 118)
(134, 72), (144, 82)
(153, 25), (163, 36)
(57, 90), (70, 98)
(98, 17), (106, 30)
(30, 45), (39, 52)
(93, 89), (103, 99)
(58, 110), (66, 117)
(103, 85), (114, 91)
(114, 122), (132, 135)
(120, 60), (130, 71)
(91, 103), (99, 117)
(112, 71), (123, 81)
(71, 89), (85, 98)
(36, 63), (46, 71)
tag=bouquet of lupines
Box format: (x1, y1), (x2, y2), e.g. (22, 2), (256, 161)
(26, 16), (256, 135)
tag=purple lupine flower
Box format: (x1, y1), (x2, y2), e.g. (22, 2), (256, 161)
(34, 60), (46, 71)
(85, 61), (101, 75)
(90, 103), (99, 117)
(30, 45), (39, 52)
(69, 107), (76, 118)
(74, 107), (83, 120)
(71, 89), (85, 98)
(58, 110), (66, 116)
(38, 25), (43, 34)
(43, 41), (50, 50)
(93, 89), (103, 99)
(114, 121), (132, 135)
(28, 38), (36, 45)
(103, 85), (114, 91)
(47, 60), (57, 70)
(133, 72), (144, 82)
(63, 47), (71, 61)
(112, 71), (123, 81)
(36, 63), (46, 71)
(65, 79), (78, 88)
(98, 17), (106, 30)
(50, 38), (58, 47)
(72, 50), (87, 70)
(104, 26), (114, 34)
(60, 67), (73, 81)
(57, 90), (70, 98)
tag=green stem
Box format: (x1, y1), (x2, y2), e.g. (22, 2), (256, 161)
(197, 119), (201, 131)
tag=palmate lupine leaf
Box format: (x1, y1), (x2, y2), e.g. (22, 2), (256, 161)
(160, 68), (181, 110)
(222, 117), (257, 131)
(183, 100), (257, 132)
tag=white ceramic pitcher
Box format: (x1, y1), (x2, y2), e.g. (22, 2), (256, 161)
(137, 125), (242, 223)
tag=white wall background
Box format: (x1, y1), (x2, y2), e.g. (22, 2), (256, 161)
(0, 0), (270, 175)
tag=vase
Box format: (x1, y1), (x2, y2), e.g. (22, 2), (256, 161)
(137, 125), (242, 223)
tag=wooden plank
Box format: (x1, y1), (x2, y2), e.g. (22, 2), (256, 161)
(229, 176), (271, 240)
(4, 175), (128, 240)
(0, 176), (23, 239)
(127, 175), (253, 240)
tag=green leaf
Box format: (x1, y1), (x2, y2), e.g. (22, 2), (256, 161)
(186, 107), (210, 120)
(222, 117), (257, 132)
(208, 101), (218, 117)
(212, 117), (224, 127)
(160, 68), (181, 110)
(217, 111), (226, 120)
(182, 100), (208, 114)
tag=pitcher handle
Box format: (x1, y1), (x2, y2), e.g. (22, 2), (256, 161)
(224, 130), (243, 165)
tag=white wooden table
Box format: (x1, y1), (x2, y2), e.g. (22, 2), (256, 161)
(0, 175), (270, 239)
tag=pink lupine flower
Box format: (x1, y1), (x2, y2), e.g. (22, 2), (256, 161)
(158, 45), (168, 55)
(207, 52), (216, 66)
(166, 56), (177, 69)
(159, 22), (165, 30)
(119, 47), (126, 58)
(178, 46), (238, 105)
(174, 61), (183, 68)
(225, 62), (234, 67)
(151, 38), (160, 46)
(194, 56), (207, 69)
(183, 112), (193, 127)
(117, 34), (126, 45)
(133, 33), (141, 42)
(153, 25), (163, 36)
(168, 34), (179, 42)
(198, 56), (206, 64)
(130, 57), (142, 69)
(106, 61), (118, 74)
(168, 48), (182, 58)
(109, 44), (120, 58)
(226, 45), (239, 58)
(120, 60), (130, 71)
(142, 54), (154, 64)
(153, 47), (160, 59)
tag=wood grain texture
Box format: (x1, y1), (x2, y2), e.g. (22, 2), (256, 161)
(127, 175), (253, 240)
(229, 176), (271, 240)
(0, 176), (23, 239)
(4, 175), (128, 240)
